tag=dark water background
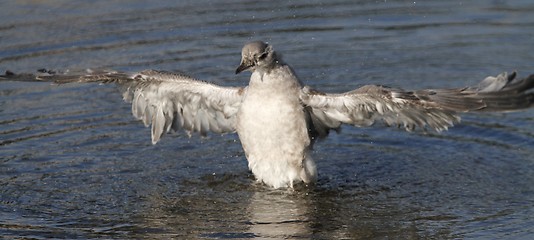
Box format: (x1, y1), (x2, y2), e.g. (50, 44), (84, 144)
(1, 1), (533, 239)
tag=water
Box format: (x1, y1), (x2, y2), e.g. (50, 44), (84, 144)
(1, 0), (533, 239)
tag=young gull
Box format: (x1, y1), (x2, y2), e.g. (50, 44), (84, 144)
(2, 41), (533, 188)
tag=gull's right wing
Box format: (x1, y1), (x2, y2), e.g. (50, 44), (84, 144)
(1, 69), (247, 144)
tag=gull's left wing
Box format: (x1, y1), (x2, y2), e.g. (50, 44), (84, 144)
(1, 69), (246, 144)
(300, 72), (534, 135)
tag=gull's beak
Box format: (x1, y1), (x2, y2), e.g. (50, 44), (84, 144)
(235, 59), (253, 74)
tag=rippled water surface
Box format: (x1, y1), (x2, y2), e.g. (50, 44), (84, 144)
(1, 1), (534, 239)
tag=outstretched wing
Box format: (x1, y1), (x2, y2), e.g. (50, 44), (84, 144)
(2, 69), (246, 144)
(300, 72), (534, 134)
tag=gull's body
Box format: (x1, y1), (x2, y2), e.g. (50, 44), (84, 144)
(236, 49), (315, 188)
(2, 41), (533, 189)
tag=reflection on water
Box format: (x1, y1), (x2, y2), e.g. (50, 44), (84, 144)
(1, 0), (534, 239)
(247, 190), (311, 239)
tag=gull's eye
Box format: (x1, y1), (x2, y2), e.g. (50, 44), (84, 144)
(258, 52), (268, 60)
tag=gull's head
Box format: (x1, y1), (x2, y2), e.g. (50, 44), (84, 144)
(235, 41), (276, 74)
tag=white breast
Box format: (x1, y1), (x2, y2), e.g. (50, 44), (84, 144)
(236, 67), (316, 188)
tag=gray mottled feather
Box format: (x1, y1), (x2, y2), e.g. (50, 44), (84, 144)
(301, 72), (534, 133)
(2, 69), (532, 139)
(2, 69), (246, 144)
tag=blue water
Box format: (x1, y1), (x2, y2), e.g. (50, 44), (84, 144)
(1, 1), (533, 239)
